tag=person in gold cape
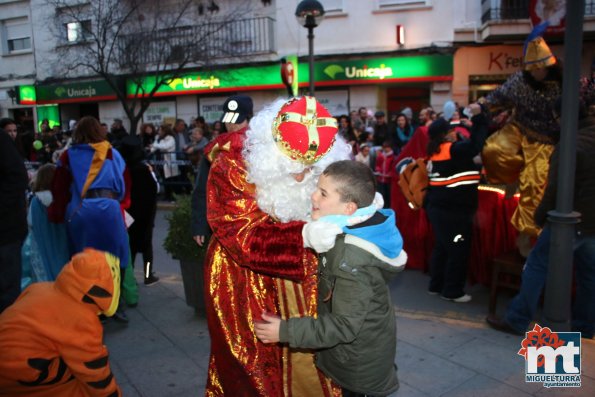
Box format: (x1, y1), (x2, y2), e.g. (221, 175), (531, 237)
(482, 22), (562, 255)
(202, 96), (351, 396)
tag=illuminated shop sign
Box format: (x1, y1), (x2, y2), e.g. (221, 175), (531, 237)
(127, 54), (452, 97)
(36, 81), (117, 104)
(313, 54), (453, 85)
(17, 85), (36, 105)
(126, 64), (285, 97)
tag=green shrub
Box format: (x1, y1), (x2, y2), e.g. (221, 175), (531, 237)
(163, 194), (205, 261)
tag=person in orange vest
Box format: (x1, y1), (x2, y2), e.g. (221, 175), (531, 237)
(425, 103), (487, 303)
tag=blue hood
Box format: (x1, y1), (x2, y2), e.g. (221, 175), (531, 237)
(343, 209), (403, 259)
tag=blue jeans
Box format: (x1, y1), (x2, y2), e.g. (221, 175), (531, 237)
(505, 225), (595, 338)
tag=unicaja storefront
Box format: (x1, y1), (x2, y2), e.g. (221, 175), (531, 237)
(302, 54), (453, 116)
(18, 53), (453, 130)
(16, 80), (117, 131)
(125, 53), (453, 123)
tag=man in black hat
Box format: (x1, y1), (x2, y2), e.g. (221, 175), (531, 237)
(191, 95), (253, 248)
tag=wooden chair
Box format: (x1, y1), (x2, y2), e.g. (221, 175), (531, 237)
(488, 250), (525, 315)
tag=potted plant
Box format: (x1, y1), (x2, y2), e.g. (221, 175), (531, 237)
(163, 194), (206, 315)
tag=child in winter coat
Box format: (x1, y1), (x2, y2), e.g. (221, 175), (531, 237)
(25, 164), (70, 282)
(255, 160), (407, 397)
(375, 140), (396, 208)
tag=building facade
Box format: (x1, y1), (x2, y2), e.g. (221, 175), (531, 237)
(1, 0), (594, 134)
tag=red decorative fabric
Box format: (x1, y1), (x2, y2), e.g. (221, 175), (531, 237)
(48, 151), (72, 223)
(391, 126), (432, 270)
(119, 167), (132, 220)
(469, 190), (519, 284)
(248, 220), (308, 281)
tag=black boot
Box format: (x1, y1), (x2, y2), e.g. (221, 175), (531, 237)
(144, 261), (159, 286)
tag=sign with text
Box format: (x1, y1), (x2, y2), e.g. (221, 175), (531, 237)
(127, 54), (452, 98)
(315, 90), (349, 116)
(519, 324), (581, 388)
(127, 64), (285, 98)
(199, 97), (228, 124)
(36, 80), (117, 104)
(142, 101), (177, 126)
(308, 54), (452, 86)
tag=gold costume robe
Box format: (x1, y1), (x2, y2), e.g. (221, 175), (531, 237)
(482, 71), (561, 236)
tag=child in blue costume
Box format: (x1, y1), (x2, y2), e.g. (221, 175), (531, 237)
(26, 164), (70, 281)
(255, 160), (407, 397)
(49, 116), (129, 272)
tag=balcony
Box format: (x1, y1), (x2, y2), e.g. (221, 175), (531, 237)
(481, 0), (530, 24)
(117, 16), (275, 68)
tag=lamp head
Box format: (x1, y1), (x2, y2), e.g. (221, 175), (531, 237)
(295, 0), (325, 28)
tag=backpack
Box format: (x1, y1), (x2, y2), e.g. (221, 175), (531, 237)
(397, 157), (429, 210)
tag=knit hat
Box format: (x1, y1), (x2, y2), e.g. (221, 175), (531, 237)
(401, 107), (413, 120)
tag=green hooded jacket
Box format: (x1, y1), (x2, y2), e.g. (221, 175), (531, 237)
(279, 212), (406, 396)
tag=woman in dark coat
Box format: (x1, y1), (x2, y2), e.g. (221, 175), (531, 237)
(118, 136), (159, 285)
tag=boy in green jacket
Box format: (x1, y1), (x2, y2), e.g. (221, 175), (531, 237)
(255, 160), (407, 397)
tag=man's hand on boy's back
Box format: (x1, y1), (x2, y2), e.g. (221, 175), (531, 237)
(254, 312), (282, 344)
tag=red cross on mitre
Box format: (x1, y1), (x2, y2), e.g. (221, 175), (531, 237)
(272, 96), (338, 165)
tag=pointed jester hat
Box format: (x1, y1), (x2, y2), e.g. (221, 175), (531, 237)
(523, 22), (556, 71)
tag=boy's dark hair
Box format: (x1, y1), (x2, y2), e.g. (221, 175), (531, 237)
(322, 160), (376, 208)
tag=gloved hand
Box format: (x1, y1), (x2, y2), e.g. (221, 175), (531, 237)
(302, 220), (343, 253)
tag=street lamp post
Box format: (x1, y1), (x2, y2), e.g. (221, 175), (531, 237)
(295, 0), (325, 96)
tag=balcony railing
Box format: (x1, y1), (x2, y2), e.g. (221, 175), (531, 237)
(481, 0), (530, 24)
(117, 16), (275, 67)
(482, 0), (595, 24)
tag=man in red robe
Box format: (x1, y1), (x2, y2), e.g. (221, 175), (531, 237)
(203, 96), (351, 396)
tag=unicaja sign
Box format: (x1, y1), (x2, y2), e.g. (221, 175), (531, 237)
(519, 324), (581, 388)
(344, 64), (393, 80)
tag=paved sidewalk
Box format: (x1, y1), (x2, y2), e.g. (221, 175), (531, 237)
(104, 264), (594, 397)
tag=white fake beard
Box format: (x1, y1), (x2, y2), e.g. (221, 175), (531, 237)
(243, 98), (352, 223)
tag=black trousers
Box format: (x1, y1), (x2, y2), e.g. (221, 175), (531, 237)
(426, 205), (474, 299)
(0, 240), (24, 313)
(129, 222), (155, 279)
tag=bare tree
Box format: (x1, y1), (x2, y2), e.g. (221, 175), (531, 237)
(44, 0), (264, 134)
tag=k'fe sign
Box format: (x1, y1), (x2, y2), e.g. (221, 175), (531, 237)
(143, 101), (177, 126)
(487, 50), (524, 72)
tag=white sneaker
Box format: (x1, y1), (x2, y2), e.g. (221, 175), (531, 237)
(441, 294), (472, 303)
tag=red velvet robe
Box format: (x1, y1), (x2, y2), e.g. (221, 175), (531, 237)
(203, 128), (338, 397)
